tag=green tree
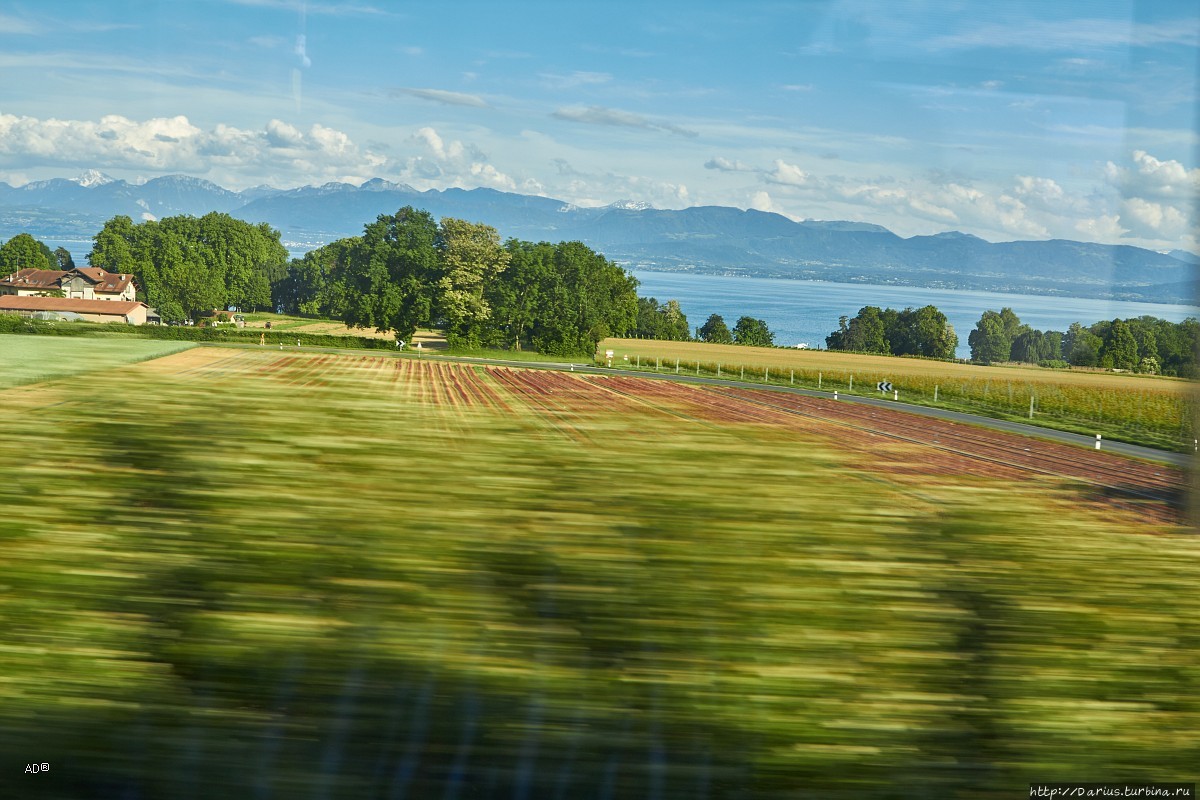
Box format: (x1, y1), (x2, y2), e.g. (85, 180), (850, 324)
(633, 297), (689, 341)
(1104, 319), (1139, 370)
(1064, 322), (1103, 367)
(906, 305), (957, 358)
(54, 247), (75, 269)
(733, 316), (775, 347)
(697, 313), (733, 344)
(0, 233), (55, 272)
(1010, 329), (1045, 364)
(968, 309), (1018, 363)
(436, 218), (510, 349)
(487, 240), (552, 350)
(828, 306), (887, 353)
(88, 213), (287, 319)
(341, 207), (439, 341)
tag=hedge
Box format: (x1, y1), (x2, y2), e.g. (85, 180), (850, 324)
(0, 315), (391, 350)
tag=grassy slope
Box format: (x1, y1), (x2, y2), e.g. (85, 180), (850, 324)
(0, 334), (194, 388)
(1, 346), (1195, 798)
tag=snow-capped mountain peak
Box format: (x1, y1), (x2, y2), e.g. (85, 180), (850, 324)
(73, 169), (116, 188)
(607, 199), (653, 211)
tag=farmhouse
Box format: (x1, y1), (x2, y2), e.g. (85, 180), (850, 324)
(0, 267), (138, 302)
(0, 295), (154, 325)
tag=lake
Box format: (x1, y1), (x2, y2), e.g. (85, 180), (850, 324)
(631, 270), (1199, 359)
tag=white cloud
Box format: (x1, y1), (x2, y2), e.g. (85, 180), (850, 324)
(391, 88), (489, 108)
(404, 126), (514, 191)
(552, 106), (698, 138)
(765, 159), (811, 186)
(749, 190), (780, 213)
(1011, 175), (1088, 214)
(0, 112), (386, 187)
(1100, 150), (1199, 247)
(540, 71), (612, 89)
(704, 156), (754, 172)
(1074, 214), (1126, 242)
(1120, 197), (1191, 240)
(1109, 150), (1200, 199)
(928, 18), (1200, 52)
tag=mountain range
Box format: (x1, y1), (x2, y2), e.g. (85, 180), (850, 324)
(1, 171), (1195, 305)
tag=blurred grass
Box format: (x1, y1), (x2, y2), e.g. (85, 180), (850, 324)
(0, 335), (195, 388)
(1, 347), (1196, 798)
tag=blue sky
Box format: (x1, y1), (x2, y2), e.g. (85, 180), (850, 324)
(0, 0), (1197, 251)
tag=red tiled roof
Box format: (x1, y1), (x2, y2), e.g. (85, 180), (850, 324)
(0, 267), (135, 294)
(1, 268), (67, 288)
(0, 295), (146, 315)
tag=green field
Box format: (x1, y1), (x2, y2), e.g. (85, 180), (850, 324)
(1, 347), (1196, 798)
(0, 335), (194, 388)
(601, 337), (1198, 451)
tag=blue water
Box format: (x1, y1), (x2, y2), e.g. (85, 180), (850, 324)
(631, 271), (1199, 360)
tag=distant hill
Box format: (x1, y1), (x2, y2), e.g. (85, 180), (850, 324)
(0, 171), (1195, 305)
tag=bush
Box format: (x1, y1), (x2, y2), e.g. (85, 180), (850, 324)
(1037, 359), (1070, 370)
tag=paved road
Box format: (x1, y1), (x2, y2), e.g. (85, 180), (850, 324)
(207, 342), (1195, 469)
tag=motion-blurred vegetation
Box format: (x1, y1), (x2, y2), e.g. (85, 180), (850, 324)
(1, 347), (1196, 798)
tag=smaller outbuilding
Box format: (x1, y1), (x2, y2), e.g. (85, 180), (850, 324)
(0, 296), (152, 325)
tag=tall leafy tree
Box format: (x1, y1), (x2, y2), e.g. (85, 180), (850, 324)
(276, 238), (357, 318)
(697, 313), (733, 344)
(54, 247), (76, 269)
(828, 306), (887, 353)
(634, 297), (690, 342)
(0, 233), (56, 273)
(733, 316), (775, 347)
(968, 309), (1020, 363)
(341, 207), (439, 341)
(1064, 322), (1103, 367)
(1103, 319), (1139, 370)
(487, 240), (553, 350)
(436, 218), (510, 348)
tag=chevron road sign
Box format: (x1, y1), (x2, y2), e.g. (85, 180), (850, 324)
(877, 381), (893, 393)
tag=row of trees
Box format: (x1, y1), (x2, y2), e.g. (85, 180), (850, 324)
(275, 207), (780, 355)
(275, 207), (641, 355)
(86, 214), (289, 323)
(825, 305), (958, 358)
(967, 307), (1198, 376)
(697, 313), (776, 347)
